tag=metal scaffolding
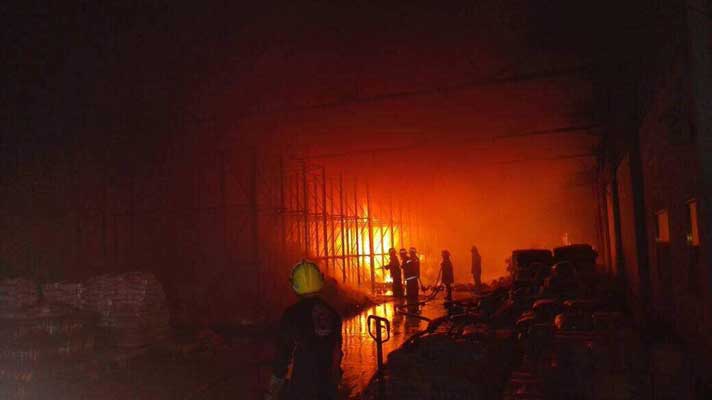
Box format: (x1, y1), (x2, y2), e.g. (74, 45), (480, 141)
(280, 158), (416, 293)
(0, 133), (419, 327)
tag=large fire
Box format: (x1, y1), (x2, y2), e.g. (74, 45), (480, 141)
(354, 223), (397, 283)
(304, 203), (408, 286)
(320, 216), (400, 284)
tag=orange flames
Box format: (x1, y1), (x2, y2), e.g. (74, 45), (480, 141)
(306, 204), (404, 285)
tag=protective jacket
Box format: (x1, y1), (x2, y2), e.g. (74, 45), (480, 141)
(272, 296), (343, 400)
(441, 259), (454, 284)
(385, 255), (402, 283)
(385, 255), (403, 297)
(404, 257), (420, 300)
(404, 257), (420, 281)
(471, 252), (482, 276)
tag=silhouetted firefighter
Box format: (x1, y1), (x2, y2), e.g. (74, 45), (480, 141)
(267, 260), (343, 400)
(384, 247), (404, 298)
(398, 248), (410, 299)
(404, 247), (421, 313)
(471, 245), (482, 291)
(398, 247), (409, 269)
(440, 250), (454, 301)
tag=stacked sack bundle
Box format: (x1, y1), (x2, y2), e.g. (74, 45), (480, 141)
(41, 282), (83, 310)
(0, 279), (97, 399)
(81, 272), (170, 349)
(0, 278), (39, 312)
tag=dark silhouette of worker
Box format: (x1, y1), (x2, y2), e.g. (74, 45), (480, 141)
(399, 248), (409, 269)
(384, 248), (403, 298)
(398, 248), (409, 298)
(404, 247), (421, 313)
(440, 250), (455, 301)
(267, 260), (342, 400)
(471, 245), (482, 292)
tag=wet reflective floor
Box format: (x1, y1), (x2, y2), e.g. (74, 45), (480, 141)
(341, 294), (469, 399)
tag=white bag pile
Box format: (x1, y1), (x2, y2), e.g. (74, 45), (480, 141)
(41, 282), (83, 309)
(0, 301), (97, 394)
(0, 278), (39, 312)
(81, 272), (170, 348)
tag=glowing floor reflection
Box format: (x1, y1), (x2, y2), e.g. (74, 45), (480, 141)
(340, 297), (455, 398)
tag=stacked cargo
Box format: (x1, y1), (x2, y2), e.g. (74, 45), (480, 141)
(81, 272), (171, 349)
(41, 282), (83, 310)
(498, 244), (650, 399)
(362, 333), (495, 399)
(0, 280), (97, 399)
(0, 278), (39, 311)
(0, 272), (171, 398)
(360, 314), (517, 400)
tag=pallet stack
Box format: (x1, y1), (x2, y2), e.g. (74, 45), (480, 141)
(41, 282), (83, 310)
(81, 272), (171, 349)
(0, 278), (39, 311)
(0, 280), (97, 399)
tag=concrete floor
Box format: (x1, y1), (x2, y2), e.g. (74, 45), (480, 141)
(2, 287), (698, 399)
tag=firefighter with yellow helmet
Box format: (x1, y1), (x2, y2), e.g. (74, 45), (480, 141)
(266, 259), (343, 400)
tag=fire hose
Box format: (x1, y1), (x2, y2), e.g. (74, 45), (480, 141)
(391, 266), (497, 348)
(393, 268), (444, 319)
(421, 268), (443, 302)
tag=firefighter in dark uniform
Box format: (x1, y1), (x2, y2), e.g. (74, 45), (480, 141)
(266, 260), (343, 400)
(384, 247), (404, 298)
(471, 245), (482, 291)
(399, 248), (409, 272)
(404, 247), (421, 313)
(440, 250), (455, 301)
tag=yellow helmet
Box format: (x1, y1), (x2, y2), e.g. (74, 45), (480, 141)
(290, 259), (324, 295)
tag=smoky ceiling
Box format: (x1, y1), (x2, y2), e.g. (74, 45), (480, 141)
(3, 0), (658, 153)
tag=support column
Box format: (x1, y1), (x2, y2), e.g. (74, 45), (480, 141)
(339, 175), (347, 283)
(354, 180), (361, 286)
(389, 196), (395, 250)
(687, 0), (712, 294)
(399, 201), (404, 249)
(367, 183), (376, 294)
(249, 149), (259, 281)
(102, 147), (108, 271)
(279, 156), (287, 256)
(630, 131), (651, 321)
(313, 178), (320, 262)
(321, 167), (329, 273)
(378, 204), (386, 283)
(220, 151), (228, 273)
(406, 201), (413, 248)
(329, 176), (336, 278)
(686, 3), (712, 371)
(611, 172), (626, 289)
(380, 210), (386, 265)
(302, 161), (309, 256)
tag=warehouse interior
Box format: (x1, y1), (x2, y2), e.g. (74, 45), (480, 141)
(2, 1), (711, 399)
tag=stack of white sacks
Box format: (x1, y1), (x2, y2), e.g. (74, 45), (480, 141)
(0, 278), (96, 398)
(2, 272), (170, 349)
(80, 272), (171, 348)
(41, 282), (83, 310)
(0, 278), (38, 313)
